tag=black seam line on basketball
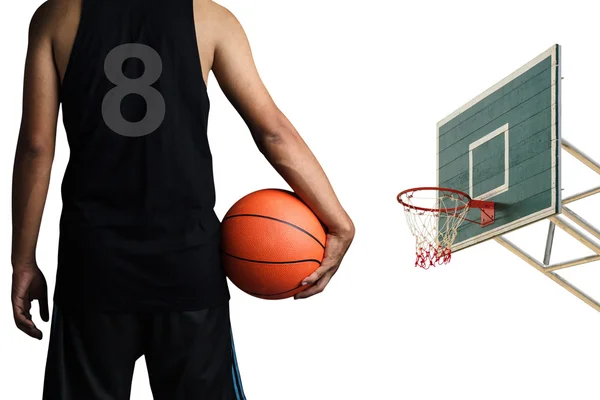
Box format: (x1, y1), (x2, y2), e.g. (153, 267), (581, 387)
(222, 214), (325, 249)
(222, 252), (322, 265)
(249, 285), (305, 297)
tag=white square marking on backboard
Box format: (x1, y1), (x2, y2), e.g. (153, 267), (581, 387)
(468, 123), (510, 200)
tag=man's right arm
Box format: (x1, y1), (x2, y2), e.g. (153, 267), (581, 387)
(11, 1), (59, 339)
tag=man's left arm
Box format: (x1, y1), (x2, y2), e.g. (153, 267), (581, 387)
(211, 7), (355, 299)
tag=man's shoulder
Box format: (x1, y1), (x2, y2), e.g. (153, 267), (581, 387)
(196, 0), (226, 15)
(28, 0), (79, 43)
(28, 1), (53, 39)
(195, 0), (241, 30)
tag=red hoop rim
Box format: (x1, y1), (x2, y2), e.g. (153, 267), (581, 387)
(396, 187), (472, 214)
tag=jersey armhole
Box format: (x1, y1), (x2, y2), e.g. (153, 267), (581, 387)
(59, 0), (87, 103)
(187, 0), (210, 104)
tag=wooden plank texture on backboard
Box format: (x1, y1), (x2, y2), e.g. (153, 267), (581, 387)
(436, 45), (561, 251)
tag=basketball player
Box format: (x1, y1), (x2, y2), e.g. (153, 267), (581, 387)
(10, 0), (355, 398)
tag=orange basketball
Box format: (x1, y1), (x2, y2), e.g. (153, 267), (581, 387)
(221, 189), (326, 299)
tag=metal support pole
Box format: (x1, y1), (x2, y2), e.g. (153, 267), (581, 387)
(543, 221), (556, 266)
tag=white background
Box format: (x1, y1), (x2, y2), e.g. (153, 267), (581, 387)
(2, 0), (600, 399)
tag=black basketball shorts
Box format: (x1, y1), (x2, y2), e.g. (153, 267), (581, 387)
(42, 303), (247, 400)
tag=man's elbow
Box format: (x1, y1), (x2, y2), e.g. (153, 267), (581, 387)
(16, 133), (55, 160)
(252, 116), (299, 154)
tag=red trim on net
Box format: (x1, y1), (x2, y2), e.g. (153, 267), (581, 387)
(415, 244), (452, 269)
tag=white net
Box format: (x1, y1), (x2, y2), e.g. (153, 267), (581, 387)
(398, 188), (470, 269)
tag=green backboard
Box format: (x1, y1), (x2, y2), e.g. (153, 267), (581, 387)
(437, 45), (561, 251)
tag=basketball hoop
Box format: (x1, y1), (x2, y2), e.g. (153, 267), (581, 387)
(397, 187), (495, 269)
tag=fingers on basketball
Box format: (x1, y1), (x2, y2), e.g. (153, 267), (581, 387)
(295, 270), (333, 299)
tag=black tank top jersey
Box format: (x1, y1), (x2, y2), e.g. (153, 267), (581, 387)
(56, 0), (230, 311)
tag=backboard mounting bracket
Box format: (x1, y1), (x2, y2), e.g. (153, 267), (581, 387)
(470, 200), (495, 227)
(496, 139), (600, 313)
